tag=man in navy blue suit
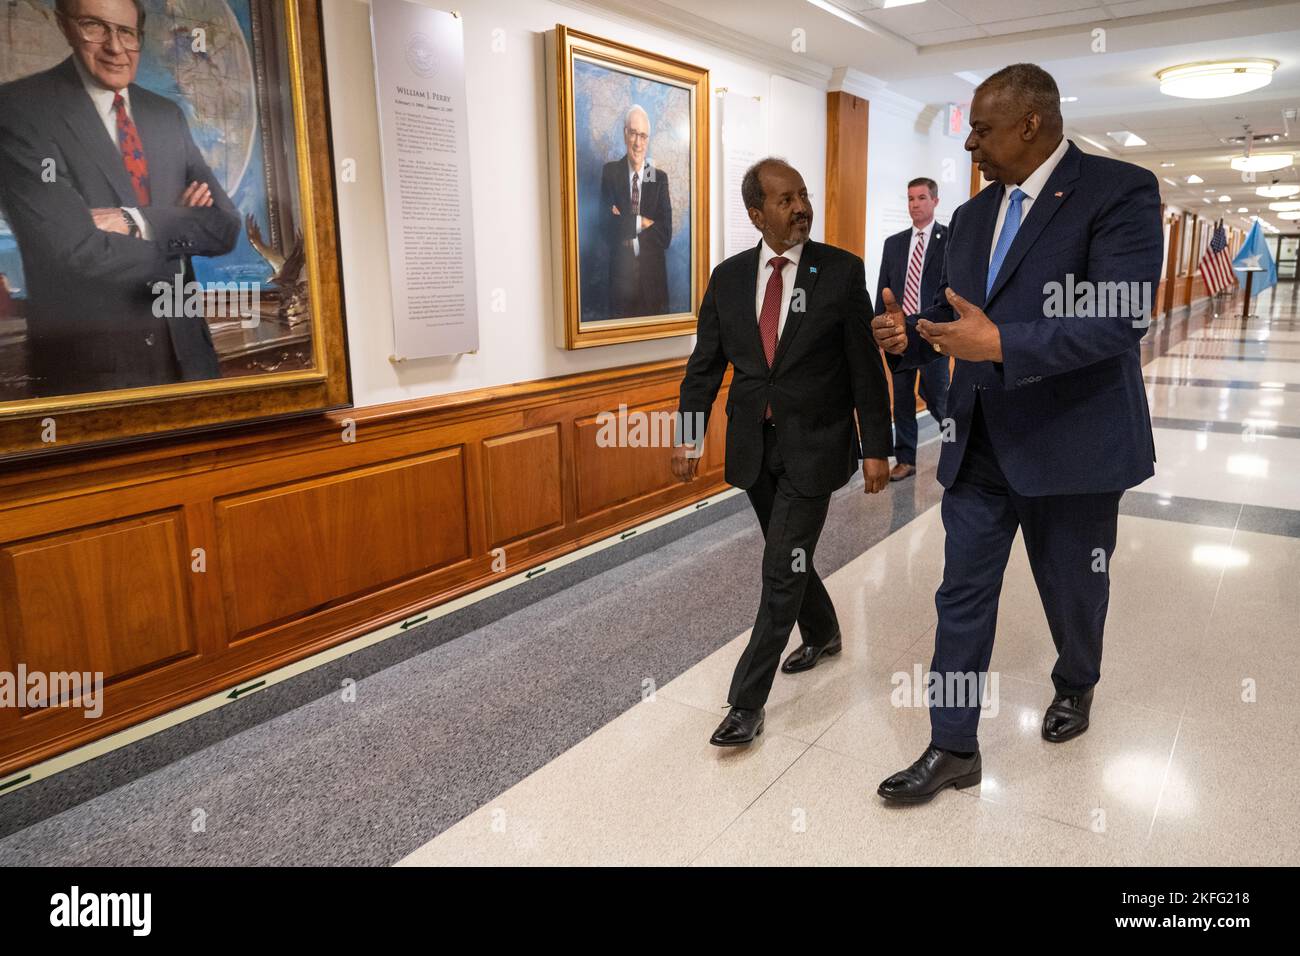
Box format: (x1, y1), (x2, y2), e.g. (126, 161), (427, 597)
(874, 177), (950, 481)
(871, 63), (1161, 803)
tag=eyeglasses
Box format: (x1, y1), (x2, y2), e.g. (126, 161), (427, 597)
(62, 14), (143, 52)
(624, 129), (649, 142)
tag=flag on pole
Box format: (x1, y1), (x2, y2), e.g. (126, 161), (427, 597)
(1232, 219), (1278, 297)
(1198, 220), (1236, 296)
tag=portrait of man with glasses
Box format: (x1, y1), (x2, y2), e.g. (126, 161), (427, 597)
(598, 104), (673, 320)
(0, 0), (240, 397)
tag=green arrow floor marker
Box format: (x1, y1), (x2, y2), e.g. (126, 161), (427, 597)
(227, 680), (266, 700)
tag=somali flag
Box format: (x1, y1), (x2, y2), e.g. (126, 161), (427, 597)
(1231, 220), (1277, 296)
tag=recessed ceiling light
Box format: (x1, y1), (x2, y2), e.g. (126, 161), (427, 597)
(1236, 207), (1248, 212)
(1268, 201), (1300, 211)
(1157, 59), (1277, 99)
(1256, 183), (1299, 198)
(953, 70), (983, 85)
(1060, 96), (1078, 103)
(1231, 154), (1293, 172)
(1218, 195), (1232, 201)
(1203, 198), (1212, 203)
(1161, 177), (1180, 187)
(1106, 130), (1147, 147)
(1160, 162), (1175, 167)
(1278, 211), (1300, 220)
(1204, 188), (1216, 192)
(1186, 174), (1204, 184)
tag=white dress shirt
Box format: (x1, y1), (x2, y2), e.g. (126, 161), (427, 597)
(628, 160), (648, 257)
(756, 239), (804, 339)
(988, 135), (1069, 264)
(71, 57), (151, 239)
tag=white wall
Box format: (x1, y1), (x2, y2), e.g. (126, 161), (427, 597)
(856, 84), (971, 304)
(324, 0), (829, 408)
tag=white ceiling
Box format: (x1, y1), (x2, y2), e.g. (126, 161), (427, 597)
(632, 0), (1300, 232)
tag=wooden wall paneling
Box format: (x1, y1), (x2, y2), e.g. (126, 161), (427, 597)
(0, 511), (198, 711)
(825, 91), (869, 258)
(215, 447), (471, 639)
(0, 358), (737, 777)
(482, 425), (565, 548)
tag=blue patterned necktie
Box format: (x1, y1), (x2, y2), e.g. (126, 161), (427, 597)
(986, 187), (1026, 298)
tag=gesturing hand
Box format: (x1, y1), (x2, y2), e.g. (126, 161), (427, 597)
(871, 287), (907, 355)
(916, 288), (1002, 362)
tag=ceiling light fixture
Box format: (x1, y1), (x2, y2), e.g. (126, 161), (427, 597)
(1232, 153), (1294, 172)
(1106, 130), (1147, 147)
(1157, 59), (1277, 99)
(1257, 183), (1300, 198)
(1186, 174), (1204, 184)
(1269, 201), (1300, 211)
(1278, 211), (1300, 220)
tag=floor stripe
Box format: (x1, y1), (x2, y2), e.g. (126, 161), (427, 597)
(1122, 490), (1300, 538)
(1150, 416), (1300, 440)
(1144, 376), (1300, 391)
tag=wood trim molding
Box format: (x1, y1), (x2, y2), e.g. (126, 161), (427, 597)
(824, 91), (869, 259)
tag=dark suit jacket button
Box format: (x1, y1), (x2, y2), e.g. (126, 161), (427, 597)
(144, 333), (155, 347)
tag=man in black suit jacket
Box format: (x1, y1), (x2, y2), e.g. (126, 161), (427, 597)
(599, 105), (671, 318)
(0, 0), (240, 397)
(874, 178), (950, 481)
(672, 158), (892, 746)
(872, 64), (1161, 803)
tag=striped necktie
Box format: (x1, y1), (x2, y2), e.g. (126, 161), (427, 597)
(903, 230), (925, 314)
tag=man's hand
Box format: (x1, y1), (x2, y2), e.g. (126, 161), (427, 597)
(610, 204), (621, 216)
(640, 216), (654, 230)
(916, 288), (1002, 362)
(179, 181), (213, 208)
(862, 457), (889, 494)
(670, 444), (700, 482)
(90, 208), (130, 234)
(871, 287), (908, 355)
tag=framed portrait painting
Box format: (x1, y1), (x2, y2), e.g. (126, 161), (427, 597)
(0, 0), (348, 460)
(546, 25), (708, 349)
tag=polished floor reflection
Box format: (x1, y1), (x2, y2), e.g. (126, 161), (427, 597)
(402, 283), (1300, 866)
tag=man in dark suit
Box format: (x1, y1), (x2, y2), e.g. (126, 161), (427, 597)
(0, 0), (240, 397)
(872, 64), (1161, 802)
(874, 177), (950, 481)
(599, 105), (671, 319)
(672, 158), (892, 746)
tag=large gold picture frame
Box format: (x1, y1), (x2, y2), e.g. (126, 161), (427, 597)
(0, 0), (348, 461)
(546, 25), (709, 350)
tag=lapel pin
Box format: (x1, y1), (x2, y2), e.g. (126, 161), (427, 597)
(1054, 191), (1063, 197)
(809, 266), (818, 274)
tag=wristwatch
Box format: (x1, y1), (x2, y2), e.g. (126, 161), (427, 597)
(120, 208), (141, 238)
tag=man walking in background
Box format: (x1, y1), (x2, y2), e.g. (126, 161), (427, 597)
(875, 177), (950, 481)
(672, 157), (891, 747)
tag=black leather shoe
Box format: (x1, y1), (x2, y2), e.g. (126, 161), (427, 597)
(877, 745), (981, 804)
(780, 634), (843, 673)
(709, 707), (764, 747)
(1042, 687), (1094, 742)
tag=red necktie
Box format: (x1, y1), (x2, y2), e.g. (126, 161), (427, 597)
(903, 231), (925, 314)
(758, 256), (788, 419)
(113, 93), (150, 206)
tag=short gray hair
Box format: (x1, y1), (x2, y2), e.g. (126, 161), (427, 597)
(976, 63), (1062, 132)
(741, 157), (792, 212)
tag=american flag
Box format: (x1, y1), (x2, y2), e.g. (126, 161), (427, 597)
(1199, 221), (1237, 296)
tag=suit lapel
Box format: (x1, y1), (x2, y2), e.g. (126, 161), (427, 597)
(970, 184), (1001, 308)
(52, 58), (137, 207)
(772, 240), (819, 371)
(986, 142), (1082, 305)
(922, 223), (944, 284)
(739, 240), (765, 360)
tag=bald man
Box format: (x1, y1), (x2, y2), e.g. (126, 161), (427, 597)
(599, 104), (672, 319)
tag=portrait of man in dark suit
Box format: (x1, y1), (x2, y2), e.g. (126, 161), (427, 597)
(599, 105), (672, 319)
(0, 0), (240, 398)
